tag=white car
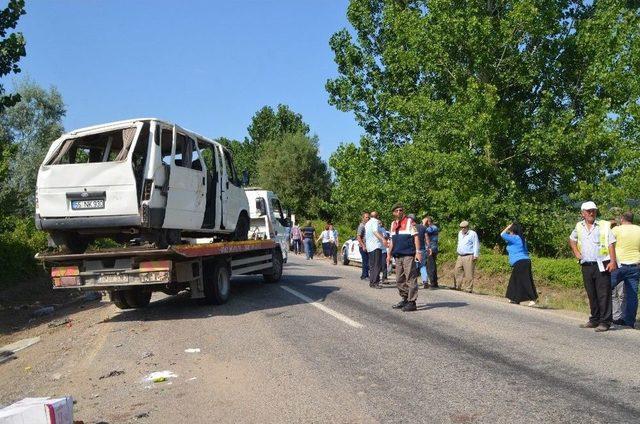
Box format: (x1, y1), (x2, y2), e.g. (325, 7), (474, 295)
(35, 118), (250, 252)
(341, 237), (362, 265)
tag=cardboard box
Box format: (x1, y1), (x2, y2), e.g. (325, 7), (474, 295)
(0, 397), (73, 424)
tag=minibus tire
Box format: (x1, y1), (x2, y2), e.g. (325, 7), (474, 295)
(109, 290), (131, 309)
(203, 260), (230, 305)
(124, 288), (152, 308)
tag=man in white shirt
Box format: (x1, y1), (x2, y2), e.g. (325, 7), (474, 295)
(365, 211), (386, 288)
(454, 220), (480, 292)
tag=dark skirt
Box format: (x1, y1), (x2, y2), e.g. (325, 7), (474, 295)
(506, 259), (538, 303)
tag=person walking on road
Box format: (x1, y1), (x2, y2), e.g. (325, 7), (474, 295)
(318, 224), (333, 258)
(569, 201), (617, 332)
(379, 221), (390, 283)
(357, 212), (370, 280)
(610, 211), (640, 327)
(301, 221), (316, 260)
(328, 223), (339, 265)
(425, 216), (439, 288)
(501, 222), (537, 306)
(291, 224), (302, 255)
(365, 211), (386, 289)
(454, 221), (480, 292)
(387, 203), (421, 312)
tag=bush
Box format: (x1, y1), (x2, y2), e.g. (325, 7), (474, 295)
(0, 216), (48, 286)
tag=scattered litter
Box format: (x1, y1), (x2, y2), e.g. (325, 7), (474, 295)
(184, 348), (200, 353)
(49, 317), (72, 328)
(99, 370), (124, 379)
(83, 292), (102, 302)
(1, 337), (41, 357)
(91, 394), (99, 399)
(0, 396), (74, 423)
(187, 377), (197, 381)
(32, 306), (55, 317)
(51, 372), (62, 381)
(141, 351), (154, 359)
(24, 366), (32, 372)
(136, 412), (149, 419)
(114, 343), (123, 348)
(144, 370), (177, 383)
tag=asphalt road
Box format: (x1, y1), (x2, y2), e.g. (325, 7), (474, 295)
(2, 253), (640, 423)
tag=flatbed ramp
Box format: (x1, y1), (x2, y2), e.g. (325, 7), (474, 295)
(35, 239), (284, 309)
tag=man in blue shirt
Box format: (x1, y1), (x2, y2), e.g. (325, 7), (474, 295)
(425, 216), (439, 288)
(454, 220), (480, 292)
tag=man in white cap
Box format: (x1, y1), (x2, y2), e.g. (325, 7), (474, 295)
(569, 201), (617, 332)
(454, 220), (480, 292)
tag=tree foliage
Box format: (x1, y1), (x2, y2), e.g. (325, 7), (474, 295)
(0, 78), (66, 216)
(0, 0), (25, 111)
(327, 0), (640, 255)
(256, 132), (331, 219)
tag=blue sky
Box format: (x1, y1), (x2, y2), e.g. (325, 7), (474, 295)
(12, 0), (362, 161)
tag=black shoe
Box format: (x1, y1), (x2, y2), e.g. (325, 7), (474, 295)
(392, 299), (408, 309)
(422, 282), (428, 289)
(612, 319), (626, 326)
(371, 284), (382, 289)
(402, 301), (417, 312)
(360, 276), (367, 280)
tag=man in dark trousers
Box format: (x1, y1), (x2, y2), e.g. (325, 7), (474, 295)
(387, 203), (422, 312)
(569, 201), (617, 332)
(356, 212), (370, 280)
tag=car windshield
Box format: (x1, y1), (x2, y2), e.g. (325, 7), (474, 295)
(47, 126), (141, 165)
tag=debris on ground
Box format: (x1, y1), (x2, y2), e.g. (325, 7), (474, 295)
(99, 370), (124, 379)
(135, 412), (150, 419)
(51, 372), (62, 381)
(184, 348), (200, 353)
(31, 306), (55, 317)
(140, 351), (153, 359)
(0, 396), (74, 423)
(144, 370), (177, 383)
(48, 317), (72, 328)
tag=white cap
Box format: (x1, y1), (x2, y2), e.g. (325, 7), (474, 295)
(581, 201), (598, 211)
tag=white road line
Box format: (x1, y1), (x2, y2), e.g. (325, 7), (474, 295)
(280, 285), (364, 329)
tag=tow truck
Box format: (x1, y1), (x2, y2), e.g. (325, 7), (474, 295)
(36, 239), (284, 309)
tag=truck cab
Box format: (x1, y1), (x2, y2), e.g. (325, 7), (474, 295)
(244, 188), (290, 263)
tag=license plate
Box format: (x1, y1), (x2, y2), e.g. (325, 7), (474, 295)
(97, 274), (129, 284)
(72, 199), (105, 210)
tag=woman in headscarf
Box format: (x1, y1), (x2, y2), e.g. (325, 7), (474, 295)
(501, 222), (537, 306)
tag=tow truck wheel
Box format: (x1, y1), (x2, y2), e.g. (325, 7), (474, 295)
(263, 249), (283, 283)
(203, 260), (230, 305)
(109, 290), (131, 309)
(124, 288), (152, 308)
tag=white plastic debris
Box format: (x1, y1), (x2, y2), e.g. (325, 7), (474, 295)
(184, 348), (200, 353)
(0, 396), (73, 424)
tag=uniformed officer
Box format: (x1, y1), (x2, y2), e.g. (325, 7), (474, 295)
(569, 201), (617, 332)
(387, 203), (421, 312)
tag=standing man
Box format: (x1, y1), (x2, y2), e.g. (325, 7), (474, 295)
(454, 221), (480, 292)
(365, 211), (386, 289)
(300, 221), (316, 260)
(610, 211), (640, 327)
(291, 223), (302, 255)
(387, 203), (421, 312)
(328, 223), (339, 265)
(425, 216), (439, 288)
(569, 201), (617, 332)
(357, 212), (370, 280)
(379, 221), (390, 284)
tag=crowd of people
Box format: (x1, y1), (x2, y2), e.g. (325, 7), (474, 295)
(288, 200), (640, 328)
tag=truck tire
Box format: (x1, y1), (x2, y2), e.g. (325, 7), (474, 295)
(203, 260), (230, 305)
(342, 248), (350, 265)
(109, 290), (131, 309)
(123, 288), (152, 308)
(263, 249), (283, 284)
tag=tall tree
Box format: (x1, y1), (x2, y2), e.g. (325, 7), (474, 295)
(256, 132), (331, 218)
(1, 78), (66, 216)
(327, 0), (640, 255)
(0, 0), (25, 112)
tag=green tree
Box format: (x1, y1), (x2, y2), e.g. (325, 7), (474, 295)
(1, 78), (66, 216)
(256, 132), (331, 218)
(0, 0), (26, 112)
(327, 0), (640, 255)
